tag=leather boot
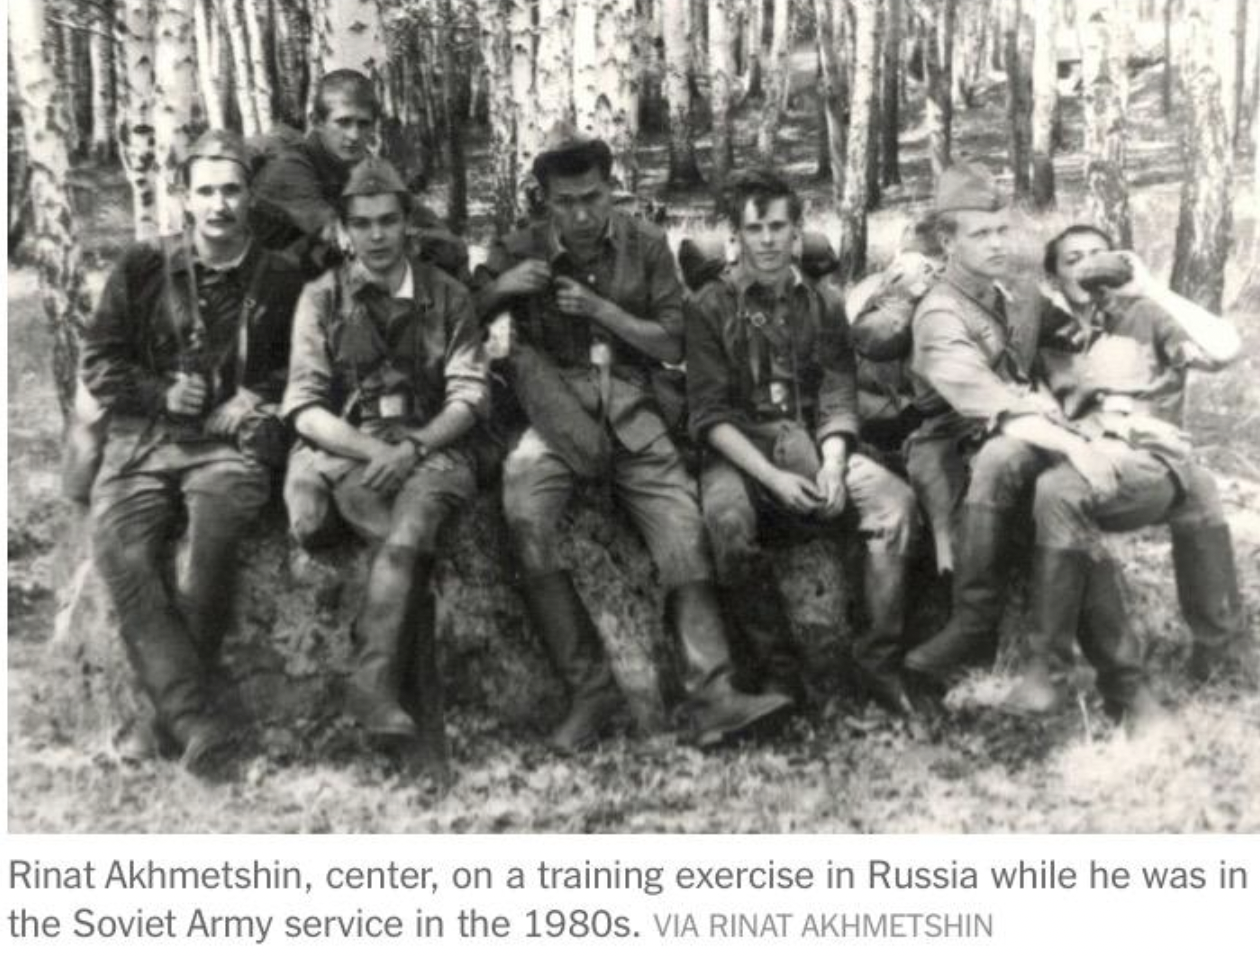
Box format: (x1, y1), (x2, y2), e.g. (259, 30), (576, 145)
(668, 581), (794, 747)
(855, 550), (918, 716)
(1002, 547), (1089, 715)
(347, 543), (422, 743)
(1172, 524), (1258, 687)
(397, 557), (450, 780)
(904, 504), (1011, 685)
(1078, 555), (1166, 732)
(719, 572), (805, 704)
(520, 571), (623, 753)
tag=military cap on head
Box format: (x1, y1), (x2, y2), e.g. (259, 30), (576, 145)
(531, 120), (613, 185)
(933, 162), (1003, 214)
(183, 129), (255, 179)
(341, 156), (409, 198)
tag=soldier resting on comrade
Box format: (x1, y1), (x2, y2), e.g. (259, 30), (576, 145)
(472, 125), (793, 751)
(1000, 225), (1254, 712)
(684, 170), (922, 716)
(80, 131), (305, 778)
(282, 158), (488, 771)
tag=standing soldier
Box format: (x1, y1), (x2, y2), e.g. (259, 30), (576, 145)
(282, 159), (489, 767)
(80, 131), (304, 777)
(472, 127), (793, 751)
(685, 170), (921, 714)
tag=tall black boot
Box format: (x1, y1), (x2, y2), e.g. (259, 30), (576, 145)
(348, 543), (422, 743)
(1078, 555), (1166, 734)
(1172, 524), (1257, 687)
(520, 571), (623, 753)
(904, 504), (1011, 685)
(667, 581), (795, 747)
(855, 550), (918, 715)
(1002, 547), (1089, 715)
(719, 570), (805, 703)
(397, 557), (449, 779)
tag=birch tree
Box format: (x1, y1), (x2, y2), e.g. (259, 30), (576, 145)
(836, 0), (877, 281)
(308, 0), (388, 119)
(814, 0), (847, 195)
(479, 0), (517, 230)
(599, 0), (639, 188)
(1030, 0), (1057, 208)
(923, 0), (956, 181)
(508, 0), (540, 200)
(1170, 0), (1234, 312)
(663, 0), (703, 185)
(89, 0), (117, 162)
(709, 0), (735, 186)
(756, 0), (791, 161)
(116, 0), (159, 239)
(881, 0), (902, 186)
(193, 0), (230, 129)
(743, 0), (764, 98)
(1079, 0), (1133, 247)
(272, 0), (310, 126)
(219, 0), (261, 135)
(1004, 0), (1032, 199)
(154, 0), (199, 236)
(241, 0), (276, 133)
(11, 0), (91, 410)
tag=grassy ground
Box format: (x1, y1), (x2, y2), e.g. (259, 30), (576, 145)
(8, 59), (1260, 833)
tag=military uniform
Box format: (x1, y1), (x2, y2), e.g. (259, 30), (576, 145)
(81, 131), (305, 773)
(282, 158), (489, 754)
(686, 262), (920, 708)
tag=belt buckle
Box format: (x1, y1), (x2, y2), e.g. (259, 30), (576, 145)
(379, 392), (409, 420)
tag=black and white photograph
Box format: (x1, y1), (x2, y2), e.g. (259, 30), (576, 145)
(6, 0), (1260, 834)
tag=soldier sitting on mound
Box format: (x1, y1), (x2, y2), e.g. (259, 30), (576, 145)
(282, 158), (489, 772)
(80, 131), (305, 778)
(684, 169), (922, 716)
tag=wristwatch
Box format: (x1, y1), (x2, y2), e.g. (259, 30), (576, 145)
(405, 436), (429, 461)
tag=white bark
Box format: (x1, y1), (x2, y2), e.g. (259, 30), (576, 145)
(242, 0), (276, 131)
(1079, 0), (1133, 246)
(535, 0), (574, 137)
(709, 0), (735, 185)
(154, 0), (199, 236)
(597, 0), (639, 188)
(219, 0), (261, 135)
(1031, 0), (1057, 207)
(89, 1), (117, 162)
(663, 0), (702, 183)
(573, 0), (600, 135)
(756, 0), (792, 161)
(837, 0), (877, 279)
(508, 0), (539, 191)
(117, 0), (159, 239)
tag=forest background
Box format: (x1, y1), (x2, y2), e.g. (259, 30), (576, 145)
(7, 0), (1260, 833)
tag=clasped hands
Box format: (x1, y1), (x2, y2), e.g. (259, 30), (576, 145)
(767, 460), (848, 519)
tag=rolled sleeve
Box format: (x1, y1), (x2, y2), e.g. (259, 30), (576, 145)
(280, 281), (335, 421)
(815, 296), (860, 443)
(684, 292), (743, 441)
(912, 307), (1049, 428)
(79, 252), (169, 416)
(644, 232), (685, 338)
(441, 286), (491, 420)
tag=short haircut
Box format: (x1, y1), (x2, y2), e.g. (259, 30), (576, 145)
(337, 189), (413, 223)
(313, 69), (380, 122)
(723, 169), (803, 227)
(182, 154), (252, 189)
(531, 139), (614, 190)
(1043, 224), (1115, 275)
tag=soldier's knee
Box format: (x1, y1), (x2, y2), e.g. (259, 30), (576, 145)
(1032, 466), (1093, 545)
(284, 468), (332, 549)
(967, 436), (1042, 509)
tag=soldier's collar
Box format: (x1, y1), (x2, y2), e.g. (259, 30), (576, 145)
(1039, 280), (1108, 349)
(943, 261), (1012, 312)
(546, 212), (620, 264)
(729, 259), (805, 297)
(345, 257), (430, 306)
(168, 236), (253, 275)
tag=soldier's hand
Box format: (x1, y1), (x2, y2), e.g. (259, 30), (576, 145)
(165, 373), (208, 416)
(497, 259), (552, 297)
(362, 440), (418, 495)
(1066, 441), (1121, 502)
(555, 276), (610, 321)
(205, 388), (262, 438)
(1110, 251), (1156, 299)
(814, 460), (848, 519)
(768, 469), (824, 515)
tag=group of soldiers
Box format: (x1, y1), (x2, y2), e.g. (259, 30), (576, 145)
(74, 69), (1256, 781)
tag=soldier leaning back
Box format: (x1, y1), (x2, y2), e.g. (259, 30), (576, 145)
(471, 126), (793, 751)
(80, 130), (305, 778)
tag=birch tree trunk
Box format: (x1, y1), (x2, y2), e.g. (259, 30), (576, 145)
(154, 0), (199, 237)
(1161, 0), (1173, 116)
(90, 0), (118, 162)
(10, 0), (90, 412)
(815, 0), (847, 194)
(219, 0), (262, 136)
(1080, 0), (1133, 247)
(272, 0), (310, 126)
(439, 0), (468, 233)
(1170, 0), (1234, 312)
(193, 0), (229, 129)
(573, 0), (600, 135)
(664, 0), (703, 185)
(1235, 28), (1260, 309)
(756, 0), (791, 161)
(924, 0), (956, 181)
(744, 0), (764, 99)
(865, 1), (883, 210)
(836, 0), (877, 281)
(1030, 0), (1057, 208)
(1004, 0), (1032, 198)
(242, 0), (276, 132)
(535, 0), (574, 142)
(881, 0), (902, 186)
(310, 0), (387, 102)
(709, 0), (735, 187)
(599, 0), (639, 188)
(116, 0), (159, 240)
(479, 0), (518, 230)
(508, 0), (540, 201)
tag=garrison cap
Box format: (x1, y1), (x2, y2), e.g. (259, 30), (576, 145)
(184, 129), (254, 179)
(531, 120), (613, 184)
(934, 162), (1004, 214)
(341, 157), (408, 199)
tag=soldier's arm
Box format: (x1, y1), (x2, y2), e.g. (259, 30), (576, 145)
(815, 290), (860, 456)
(586, 230), (685, 364)
(1115, 253), (1240, 365)
(405, 284), (486, 454)
(79, 249), (173, 416)
(471, 238), (550, 322)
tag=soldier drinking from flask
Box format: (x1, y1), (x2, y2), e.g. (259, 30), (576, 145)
(282, 158), (488, 765)
(685, 170), (922, 714)
(80, 131), (305, 778)
(472, 126), (793, 751)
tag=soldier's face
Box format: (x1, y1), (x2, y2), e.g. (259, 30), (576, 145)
(943, 210), (1010, 280)
(345, 193), (407, 275)
(186, 159), (250, 245)
(1051, 230), (1112, 305)
(316, 94), (376, 164)
(546, 168), (612, 249)
(736, 198), (799, 278)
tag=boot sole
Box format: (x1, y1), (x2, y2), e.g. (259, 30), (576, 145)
(691, 695), (794, 748)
